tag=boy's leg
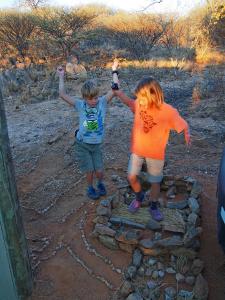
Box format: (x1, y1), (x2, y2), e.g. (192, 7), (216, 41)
(127, 154), (145, 212)
(76, 140), (99, 200)
(146, 158), (164, 221)
(86, 171), (94, 186)
(92, 144), (106, 196)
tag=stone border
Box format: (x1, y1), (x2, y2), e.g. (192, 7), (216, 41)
(92, 174), (209, 300)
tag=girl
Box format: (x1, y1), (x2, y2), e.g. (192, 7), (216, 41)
(113, 75), (190, 221)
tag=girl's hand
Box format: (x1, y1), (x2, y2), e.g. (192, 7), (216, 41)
(57, 66), (65, 76)
(184, 130), (191, 146)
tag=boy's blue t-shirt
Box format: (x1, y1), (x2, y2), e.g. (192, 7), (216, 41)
(74, 96), (107, 144)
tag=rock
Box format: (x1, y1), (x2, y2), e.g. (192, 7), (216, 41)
(158, 270), (165, 278)
(94, 223), (116, 237)
(193, 274), (209, 300)
(152, 270), (159, 279)
(178, 290), (193, 299)
(96, 205), (111, 217)
(98, 235), (118, 250)
(164, 287), (176, 300)
(188, 197), (200, 214)
(110, 217), (146, 229)
(126, 292), (143, 300)
(120, 280), (134, 297)
(140, 247), (167, 256)
(166, 267), (176, 274)
(191, 259), (204, 275)
(119, 242), (134, 253)
(145, 267), (153, 276)
(137, 266), (145, 276)
(100, 199), (111, 207)
(183, 227), (202, 247)
(125, 265), (137, 279)
(166, 186), (177, 198)
(167, 199), (188, 210)
(154, 232), (162, 240)
(185, 275), (195, 286)
(115, 229), (141, 245)
(147, 280), (157, 289)
(147, 258), (157, 266)
(92, 216), (109, 224)
(190, 181), (202, 198)
(139, 238), (156, 249)
(162, 209), (186, 233)
(187, 212), (199, 227)
(132, 248), (143, 268)
(146, 219), (162, 230)
(171, 248), (197, 260)
(155, 235), (183, 248)
(176, 273), (185, 282)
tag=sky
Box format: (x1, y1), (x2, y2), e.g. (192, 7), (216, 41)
(0, 0), (206, 15)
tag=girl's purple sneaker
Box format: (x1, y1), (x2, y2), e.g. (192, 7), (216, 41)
(128, 200), (141, 213)
(149, 206), (163, 221)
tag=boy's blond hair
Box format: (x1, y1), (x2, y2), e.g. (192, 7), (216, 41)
(134, 77), (164, 109)
(81, 80), (99, 99)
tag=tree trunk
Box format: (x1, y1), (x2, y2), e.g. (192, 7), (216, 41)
(0, 89), (33, 299)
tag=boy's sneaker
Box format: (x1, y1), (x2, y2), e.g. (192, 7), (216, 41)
(149, 202), (163, 221)
(87, 186), (99, 200)
(128, 200), (141, 213)
(97, 182), (107, 196)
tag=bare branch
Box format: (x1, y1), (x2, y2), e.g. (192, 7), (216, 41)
(139, 0), (163, 12)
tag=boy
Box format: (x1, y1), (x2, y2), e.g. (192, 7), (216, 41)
(57, 62), (118, 200)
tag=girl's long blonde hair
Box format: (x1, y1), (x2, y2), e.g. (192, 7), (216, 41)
(134, 77), (164, 109)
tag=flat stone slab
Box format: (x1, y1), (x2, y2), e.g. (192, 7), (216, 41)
(111, 203), (185, 233)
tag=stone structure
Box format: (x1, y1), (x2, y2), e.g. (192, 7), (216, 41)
(93, 174), (209, 300)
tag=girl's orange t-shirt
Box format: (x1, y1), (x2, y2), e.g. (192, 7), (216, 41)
(130, 101), (188, 160)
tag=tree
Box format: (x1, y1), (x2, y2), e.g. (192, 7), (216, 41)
(19, 0), (48, 9)
(0, 11), (37, 57)
(36, 7), (96, 58)
(106, 13), (167, 58)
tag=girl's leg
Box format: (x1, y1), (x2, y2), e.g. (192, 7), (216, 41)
(127, 154), (145, 212)
(128, 174), (141, 193)
(150, 182), (161, 202)
(146, 158), (164, 221)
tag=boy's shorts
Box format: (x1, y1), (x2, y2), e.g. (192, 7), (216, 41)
(128, 153), (164, 183)
(75, 139), (103, 172)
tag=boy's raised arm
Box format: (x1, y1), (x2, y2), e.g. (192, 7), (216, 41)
(57, 66), (75, 106)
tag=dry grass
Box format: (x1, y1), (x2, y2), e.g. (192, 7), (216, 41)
(106, 58), (194, 71)
(196, 48), (225, 65)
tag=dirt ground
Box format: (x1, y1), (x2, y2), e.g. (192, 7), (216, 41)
(5, 67), (225, 300)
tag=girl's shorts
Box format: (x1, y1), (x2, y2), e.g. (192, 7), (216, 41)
(128, 153), (164, 183)
(75, 139), (103, 172)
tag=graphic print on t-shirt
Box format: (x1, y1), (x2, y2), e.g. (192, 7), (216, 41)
(83, 105), (99, 131)
(139, 109), (157, 133)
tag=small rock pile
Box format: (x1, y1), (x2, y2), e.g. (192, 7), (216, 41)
(93, 174), (209, 300)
